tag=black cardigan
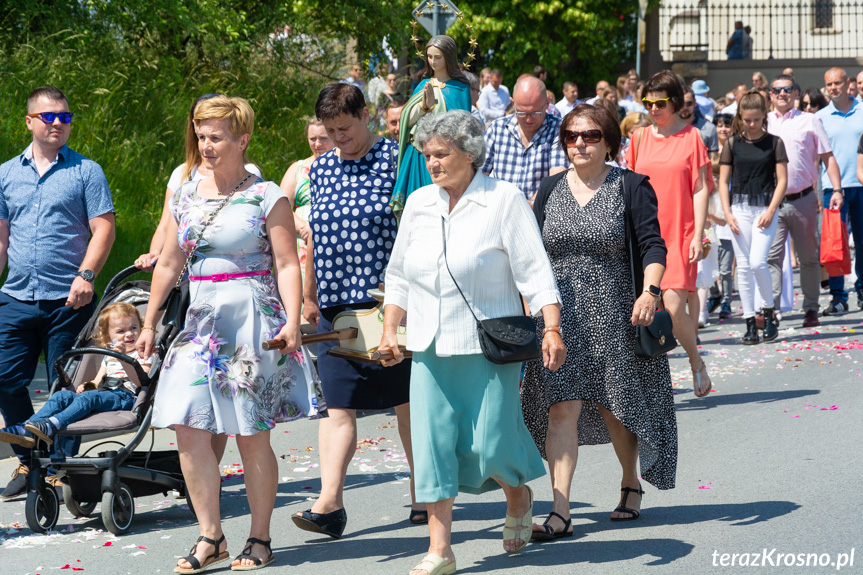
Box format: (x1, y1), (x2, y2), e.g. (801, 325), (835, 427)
(532, 169), (667, 295)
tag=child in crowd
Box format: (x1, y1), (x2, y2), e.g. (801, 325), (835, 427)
(0, 302), (152, 448)
(718, 91), (788, 345)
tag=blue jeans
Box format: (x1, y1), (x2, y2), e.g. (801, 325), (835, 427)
(33, 388), (135, 430)
(0, 292), (94, 466)
(824, 187), (863, 302)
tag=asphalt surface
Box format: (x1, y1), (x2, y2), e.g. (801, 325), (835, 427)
(1, 279), (861, 574)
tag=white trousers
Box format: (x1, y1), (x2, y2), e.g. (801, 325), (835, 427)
(730, 203), (778, 318)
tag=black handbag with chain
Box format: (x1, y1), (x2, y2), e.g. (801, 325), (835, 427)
(441, 217), (541, 365)
(621, 171), (677, 358)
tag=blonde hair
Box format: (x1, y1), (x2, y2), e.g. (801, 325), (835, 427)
(91, 302), (142, 348)
(731, 90), (768, 135)
(181, 93), (221, 183)
(620, 112), (653, 138)
(304, 117), (324, 136)
(194, 95), (255, 140)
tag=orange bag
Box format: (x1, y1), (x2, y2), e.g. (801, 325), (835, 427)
(820, 208), (851, 276)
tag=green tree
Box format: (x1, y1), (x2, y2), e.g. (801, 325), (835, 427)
(447, 0), (644, 91)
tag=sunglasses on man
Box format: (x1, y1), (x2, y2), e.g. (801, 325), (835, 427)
(563, 130), (603, 146)
(27, 112), (74, 124)
(770, 86), (794, 95)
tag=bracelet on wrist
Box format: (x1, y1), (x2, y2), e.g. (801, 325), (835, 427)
(142, 326), (156, 333)
(543, 326), (562, 336)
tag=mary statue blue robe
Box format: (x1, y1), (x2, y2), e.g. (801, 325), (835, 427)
(390, 77), (471, 220)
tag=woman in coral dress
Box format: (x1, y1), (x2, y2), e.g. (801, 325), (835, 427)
(626, 70), (713, 398)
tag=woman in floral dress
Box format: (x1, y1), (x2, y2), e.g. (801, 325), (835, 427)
(138, 95), (312, 572)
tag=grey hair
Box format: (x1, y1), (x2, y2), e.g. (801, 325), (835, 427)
(414, 110), (486, 170)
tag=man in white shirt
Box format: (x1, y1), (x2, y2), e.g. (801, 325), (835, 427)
(555, 82), (580, 116)
(585, 80), (610, 105)
(477, 69), (510, 123)
(722, 83), (748, 116)
(767, 74), (843, 326)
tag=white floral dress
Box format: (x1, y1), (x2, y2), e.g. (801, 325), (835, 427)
(152, 179), (323, 436)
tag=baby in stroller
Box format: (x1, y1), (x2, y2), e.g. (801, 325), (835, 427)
(0, 302), (152, 448)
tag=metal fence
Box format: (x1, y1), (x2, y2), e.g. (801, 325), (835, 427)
(659, 1), (863, 61)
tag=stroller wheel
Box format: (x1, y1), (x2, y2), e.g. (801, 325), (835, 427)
(63, 484), (97, 518)
(101, 482), (135, 535)
(25, 487), (60, 533)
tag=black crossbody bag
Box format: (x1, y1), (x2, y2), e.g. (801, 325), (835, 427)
(621, 172), (677, 357)
(441, 217), (541, 365)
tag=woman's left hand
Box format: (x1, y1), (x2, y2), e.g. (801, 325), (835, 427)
(631, 292), (659, 326)
(273, 322), (302, 355)
(756, 209), (775, 229)
(377, 330), (404, 367)
(542, 332), (566, 371)
(689, 236), (704, 263)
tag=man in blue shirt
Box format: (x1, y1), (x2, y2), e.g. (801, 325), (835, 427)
(0, 86), (115, 500)
(816, 68), (863, 314)
(726, 21), (748, 60)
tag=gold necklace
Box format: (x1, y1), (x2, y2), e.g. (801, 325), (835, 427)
(217, 172), (253, 196)
(571, 166), (607, 188)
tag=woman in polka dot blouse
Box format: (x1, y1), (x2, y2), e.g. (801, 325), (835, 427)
(291, 83), (424, 540)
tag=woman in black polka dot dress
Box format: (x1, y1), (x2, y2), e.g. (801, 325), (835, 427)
(522, 104), (678, 540)
(292, 83), (424, 539)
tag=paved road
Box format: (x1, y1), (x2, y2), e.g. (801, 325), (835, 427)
(1, 283), (861, 574)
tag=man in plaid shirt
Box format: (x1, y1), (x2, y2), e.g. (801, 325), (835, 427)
(482, 76), (569, 202)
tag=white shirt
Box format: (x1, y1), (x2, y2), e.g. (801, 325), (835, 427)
(555, 97), (578, 117)
(384, 173), (560, 355)
(723, 101), (738, 117)
(166, 163), (262, 193)
(477, 84), (511, 123)
(767, 108), (832, 195)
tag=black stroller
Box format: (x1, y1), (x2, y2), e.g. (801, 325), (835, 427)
(23, 266), (194, 535)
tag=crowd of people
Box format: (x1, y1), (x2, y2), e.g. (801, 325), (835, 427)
(2, 33), (863, 573)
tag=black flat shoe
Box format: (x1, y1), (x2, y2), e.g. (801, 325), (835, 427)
(610, 485), (644, 522)
(531, 511), (573, 541)
(409, 509), (429, 525)
(291, 508), (347, 539)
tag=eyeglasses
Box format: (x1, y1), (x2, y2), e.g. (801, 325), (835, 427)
(771, 86), (794, 95)
(27, 112), (73, 124)
(514, 109), (545, 119)
(642, 97), (671, 110)
(563, 130), (603, 146)
(802, 100), (815, 108)
(683, 100), (696, 107)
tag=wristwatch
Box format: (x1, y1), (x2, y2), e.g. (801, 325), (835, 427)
(645, 285), (662, 299)
(77, 269), (95, 283)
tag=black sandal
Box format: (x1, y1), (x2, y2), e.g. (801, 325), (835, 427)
(291, 508), (347, 539)
(531, 511), (573, 541)
(409, 509), (429, 525)
(231, 537), (274, 571)
(611, 485), (645, 522)
(174, 534), (228, 574)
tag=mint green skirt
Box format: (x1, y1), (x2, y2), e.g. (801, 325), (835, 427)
(410, 342), (546, 502)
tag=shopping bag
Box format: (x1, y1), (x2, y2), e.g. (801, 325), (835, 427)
(820, 208), (851, 276)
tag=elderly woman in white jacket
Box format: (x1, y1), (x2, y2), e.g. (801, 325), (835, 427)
(378, 110), (566, 575)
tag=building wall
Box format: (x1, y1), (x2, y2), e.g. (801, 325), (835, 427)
(659, 0), (863, 61)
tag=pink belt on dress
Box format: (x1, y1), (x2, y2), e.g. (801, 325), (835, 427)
(189, 270), (271, 282)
